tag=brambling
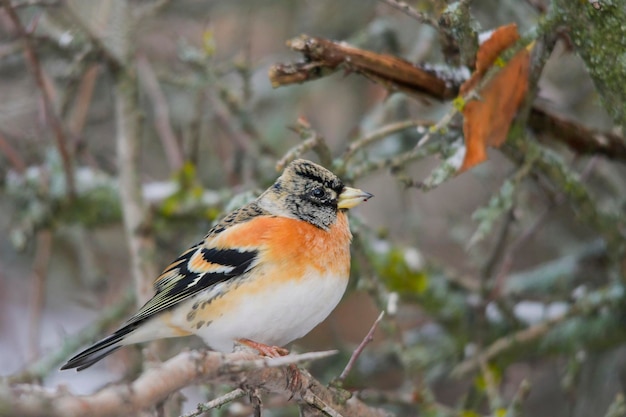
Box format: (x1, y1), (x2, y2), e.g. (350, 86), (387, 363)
(62, 159), (372, 370)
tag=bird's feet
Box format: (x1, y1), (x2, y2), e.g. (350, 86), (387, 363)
(237, 338), (290, 357)
(236, 338), (302, 393)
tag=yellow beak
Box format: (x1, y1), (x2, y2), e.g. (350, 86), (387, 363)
(337, 186), (373, 209)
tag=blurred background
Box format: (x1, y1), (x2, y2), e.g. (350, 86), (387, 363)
(1, 0), (625, 416)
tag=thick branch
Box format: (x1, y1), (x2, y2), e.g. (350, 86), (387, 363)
(269, 35), (457, 99)
(1, 350), (390, 417)
(269, 34), (626, 164)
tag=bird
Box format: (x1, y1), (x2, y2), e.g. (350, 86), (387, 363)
(62, 159), (372, 371)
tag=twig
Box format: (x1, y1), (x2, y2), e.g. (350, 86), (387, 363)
(337, 311), (385, 383)
(348, 138), (446, 180)
(137, 54), (184, 172)
(491, 154), (604, 297)
(180, 388), (246, 417)
(67, 64), (100, 139)
(2, 0), (75, 196)
(60, 0), (124, 70)
(133, 0), (172, 20)
(0, 129), (27, 174)
(479, 356), (503, 411)
(343, 120), (434, 163)
(250, 389), (262, 417)
(505, 379), (531, 417)
(216, 83), (276, 158)
(276, 119), (332, 171)
(452, 284), (622, 377)
(10, 0), (58, 8)
(603, 393), (626, 417)
(376, 0), (439, 29)
(8, 291), (134, 384)
(302, 392), (344, 417)
(27, 229), (52, 362)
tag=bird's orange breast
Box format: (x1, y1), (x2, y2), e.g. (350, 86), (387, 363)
(212, 212), (352, 280)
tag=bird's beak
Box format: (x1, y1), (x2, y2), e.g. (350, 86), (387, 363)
(337, 187), (373, 209)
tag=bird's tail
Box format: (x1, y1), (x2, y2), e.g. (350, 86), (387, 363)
(61, 321), (141, 371)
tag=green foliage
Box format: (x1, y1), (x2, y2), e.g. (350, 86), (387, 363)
(5, 148), (121, 248)
(373, 246), (429, 295)
(159, 162), (207, 218)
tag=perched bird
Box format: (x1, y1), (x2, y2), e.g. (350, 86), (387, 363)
(62, 159), (372, 371)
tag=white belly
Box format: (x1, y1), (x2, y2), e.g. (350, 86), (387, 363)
(171, 269), (349, 352)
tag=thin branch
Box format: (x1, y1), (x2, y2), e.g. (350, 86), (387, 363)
(67, 64), (100, 138)
(348, 138), (446, 181)
(136, 54), (184, 172)
(250, 389), (262, 417)
(337, 311), (385, 383)
(302, 392), (345, 417)
(10, 0), (58, 8)
(132, 0), (172, 20)
(490, 156), (599, 299)
(342, 120), (434, 163)
(27, 229), (52, 362)
(180, 388), (246, 417)
(505, 380), (531, 417)
(59, 0), (124, 71)
(0, 129), (27, 174)
(479, 356), (503, 411)
(2, 0), (75, 196)
(376, 0), (440, 29)
(276, 119), (332, 171)
(452, 284), (622, 377)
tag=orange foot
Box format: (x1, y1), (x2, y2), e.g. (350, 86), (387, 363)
(237, 338), (290, 357)
(236, 338), (301, 393)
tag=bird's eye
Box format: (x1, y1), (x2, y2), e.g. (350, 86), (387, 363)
(311, 188), (326, 198)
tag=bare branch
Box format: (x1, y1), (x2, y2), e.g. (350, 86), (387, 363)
(27, 230), (52, 361)
(270, 35), (456, 100)
(1, 350), (390, 417)
(180, 388), (246, 417)
(376, 0), (440, 28)
(0, 130), (27, 174)
(10, 0), (58, 8)
(114, 70), (158, 305)
(343, 120), (434, 163)
(337, 311), (385, 383)
(452, 284), (622, 377)
(2, 0), (75, 196)
(276, 119), (333, 171)
(136, 54), (184, 172)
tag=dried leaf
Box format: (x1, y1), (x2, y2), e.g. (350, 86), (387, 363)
(459, 24), (530, 172)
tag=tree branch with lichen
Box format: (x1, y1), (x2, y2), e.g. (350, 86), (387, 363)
(0, 350), (390, 417)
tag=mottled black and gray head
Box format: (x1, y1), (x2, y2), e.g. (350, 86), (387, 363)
(257, 159), (372, 230)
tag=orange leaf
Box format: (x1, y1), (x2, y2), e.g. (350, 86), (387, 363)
(459, 24), (530, 172)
